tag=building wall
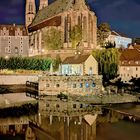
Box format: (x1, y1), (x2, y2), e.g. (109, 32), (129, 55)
(119, 66), (140, 82)
(61, 64), (83, 75)
(107, 34), (132, 48)
(84, 55), (98, 75)
(38, 75), (102, 96)
(115, 36), (132, 48)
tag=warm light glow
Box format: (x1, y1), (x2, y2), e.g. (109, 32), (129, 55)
(5, 56), (9, 59)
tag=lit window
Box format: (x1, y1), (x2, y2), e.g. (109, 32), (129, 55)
(92, 83), (96, 87)
(85, 83), (89, 88)
(80, 83), (83, 88)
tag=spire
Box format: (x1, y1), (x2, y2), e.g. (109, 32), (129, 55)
(39, 0), (48, 10)
(25, 0), (36, 27)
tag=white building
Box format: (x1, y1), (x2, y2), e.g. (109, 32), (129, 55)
(107, 31), (132, 48)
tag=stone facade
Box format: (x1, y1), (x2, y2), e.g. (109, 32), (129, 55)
(0, 25), (29, 58)
(27, 0), (97, 57)
(25, 0), (36, 27)
(38, 75), (102, 96)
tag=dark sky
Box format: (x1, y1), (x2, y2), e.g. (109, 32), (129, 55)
(0, 0), (140, 37)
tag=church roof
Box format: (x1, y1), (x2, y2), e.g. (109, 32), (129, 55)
(29, 0), (88, 29)
(62, 54), (90, 64)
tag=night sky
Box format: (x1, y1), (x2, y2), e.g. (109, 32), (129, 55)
(0, 0), (140, 37)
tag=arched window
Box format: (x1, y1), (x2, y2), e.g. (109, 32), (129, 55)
(83, 16), (87, 42)
(64, 17), (68, 42)
(91, 21), (93, 43)
(78, 16), (81, 26)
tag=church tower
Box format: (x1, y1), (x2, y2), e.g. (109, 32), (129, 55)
(25, 0), (36, 27)
(39, 0), (48, 10)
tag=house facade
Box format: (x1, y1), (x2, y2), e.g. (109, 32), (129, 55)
(119, 45), (140, 82)
(61, 54), (98, 75)
(0, 25), (29, 58)
(26, 0), (97, 57)
(107, 31), (132, 48)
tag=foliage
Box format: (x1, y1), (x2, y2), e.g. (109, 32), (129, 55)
(0, 57), (52, 71)
(53, 55), (62, 70)
(97, 23), (111, 47)
(133, 38), (140, 44)
(104, 41), (116, 49)
(70, 25), (82, 48)
(92, 48), (120, 85)
(129, 77), (140, 92)
(57, 92), (68, 100)
(42, 28), (63, 50)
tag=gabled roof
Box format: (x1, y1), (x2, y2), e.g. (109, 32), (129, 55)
(111, 31), (130, 38)
(0, 24), (28, 36)
(62, 54), (90, 64)
(29, 0), (88, 28)
(120, 48), (140, 61)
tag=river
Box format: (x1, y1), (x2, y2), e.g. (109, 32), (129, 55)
(0, 94), (139, 140)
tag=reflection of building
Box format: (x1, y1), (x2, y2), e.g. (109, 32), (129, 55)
(119, 45), (140, 82)
(106, 31), (132, 48)
(38, 75), (102, 96)
(26, 0), (97, 56)
(61, 54), (98, 75)
(0, 24), (29, 58)
(0, 116), (29, 135)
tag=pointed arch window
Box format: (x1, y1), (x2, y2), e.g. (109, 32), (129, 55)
(83, 16), (87, 42)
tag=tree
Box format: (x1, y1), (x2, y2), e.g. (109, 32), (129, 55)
(97, 23), (111, 47)
(92, 48), (120, 85)
(70, 25), (82, 48)
(42, 28), (63, 50)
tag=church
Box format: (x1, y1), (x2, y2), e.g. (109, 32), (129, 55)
(26, 0), (98, 58)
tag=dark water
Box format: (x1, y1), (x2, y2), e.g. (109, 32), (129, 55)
(0, 104), (140, 140)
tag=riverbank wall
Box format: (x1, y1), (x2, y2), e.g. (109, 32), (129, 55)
(0, 74), (38, 85)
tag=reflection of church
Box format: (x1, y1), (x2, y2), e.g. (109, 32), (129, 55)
(26, 0), (98, 57)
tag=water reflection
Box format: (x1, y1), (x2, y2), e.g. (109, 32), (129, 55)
(0, 99), (140, 140)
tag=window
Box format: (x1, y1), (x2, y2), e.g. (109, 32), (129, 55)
(136, 67), (138, 71)
(56, 104), (60, 108)
(73, 84), (76, 88)
(85, 83), (89, 88)
(56, 84), (60, 87)
(46, 84), (49, 87)
(73, 104), (76, 108)
(80, 83), (83, 88)
(92, 83), (96, 87)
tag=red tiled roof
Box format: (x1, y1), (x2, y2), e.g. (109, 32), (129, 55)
(120, 48), (140, 66)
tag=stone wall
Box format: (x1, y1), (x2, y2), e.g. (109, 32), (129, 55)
(0, 75), (38, 85)
(38, 75), (103, 96)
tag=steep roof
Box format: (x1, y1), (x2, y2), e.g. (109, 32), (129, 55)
(29, 0), (88, 28)
(62, 54), (90, 64)
(0, 24), (28, 36)
(120, 49), (140, 61)
(111, 31), (130, 38)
